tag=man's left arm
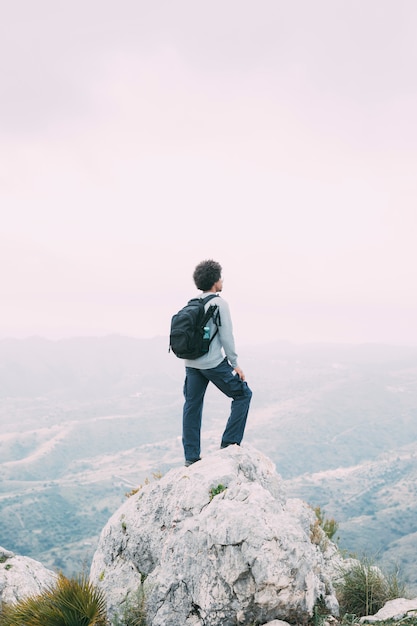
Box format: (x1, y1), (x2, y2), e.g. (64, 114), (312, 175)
(218, 300), (242, 374)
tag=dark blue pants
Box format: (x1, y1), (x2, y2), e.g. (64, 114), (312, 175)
(182, 358), (252, 463)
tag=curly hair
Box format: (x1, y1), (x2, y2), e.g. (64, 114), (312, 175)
(193, 259), (222, 291)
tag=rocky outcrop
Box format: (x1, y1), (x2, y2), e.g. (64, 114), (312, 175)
(0, 546), (56, 608)
(90, 445), (341, 625)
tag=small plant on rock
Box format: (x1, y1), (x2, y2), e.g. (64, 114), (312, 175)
(209, 483), (227, 500)
(313, 506), (339, 542)
(112, 587), (147, 626)
(126, 471), (163, 498)
(312, 595), (331, 626)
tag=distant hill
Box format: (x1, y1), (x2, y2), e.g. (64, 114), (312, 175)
(0, 335), (177, 399)
(1, 336), (416, 591)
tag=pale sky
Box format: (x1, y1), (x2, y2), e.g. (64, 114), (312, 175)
(1, 1), (417, 345)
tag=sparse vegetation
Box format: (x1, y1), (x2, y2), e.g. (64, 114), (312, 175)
(310, 517), (324, 546)
(209, 483), (227, 500)
(312, 595), (331, 626)
(112, 587), (147, 626)
(313, 506), (339, 541)
(309, 512), (408, 621)
(126, 472), (163, 498)
(0, 572), (107, 626)
(336, 555), (407, 618)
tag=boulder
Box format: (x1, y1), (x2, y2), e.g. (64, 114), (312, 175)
(91, 445), (340, 625)
(0, 546), (56, 608)
(360, 597), (417, 622)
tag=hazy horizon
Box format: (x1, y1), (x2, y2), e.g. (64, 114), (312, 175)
(2, 1), (417, 346)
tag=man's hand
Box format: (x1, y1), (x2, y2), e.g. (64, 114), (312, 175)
(234, 367), (245, 381)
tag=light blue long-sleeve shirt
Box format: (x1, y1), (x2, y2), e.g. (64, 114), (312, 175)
(184, 293), (239, 370)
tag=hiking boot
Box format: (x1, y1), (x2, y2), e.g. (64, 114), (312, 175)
(184, 458), (201, 467)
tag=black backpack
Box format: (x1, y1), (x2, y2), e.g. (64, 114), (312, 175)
(169, 294), (220, 359)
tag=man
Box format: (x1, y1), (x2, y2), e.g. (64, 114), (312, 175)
(182, 259), (252, 466)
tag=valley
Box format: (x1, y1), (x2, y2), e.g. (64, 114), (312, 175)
(0, 336), (416, 591)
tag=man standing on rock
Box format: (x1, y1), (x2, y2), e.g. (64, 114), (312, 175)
(181, 259), (252, 466)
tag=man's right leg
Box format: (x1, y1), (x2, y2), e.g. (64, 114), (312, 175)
(182, 367), (209, 465)
(203, 358), (252, 448)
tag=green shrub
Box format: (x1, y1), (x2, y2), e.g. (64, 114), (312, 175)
(209, 484), (227, 500)
(336, 556), (406, 618)
(313, 506), (339, 542)
(0, 572), (107, 626)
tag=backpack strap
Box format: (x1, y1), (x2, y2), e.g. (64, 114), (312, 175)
(200, 295), (220, 324)
(200, 294), (221, 344)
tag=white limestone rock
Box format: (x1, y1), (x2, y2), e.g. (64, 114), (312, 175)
(0, 546), (57, 608)
(360, 597), (417, 622)
(90, 445), (340, 626)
